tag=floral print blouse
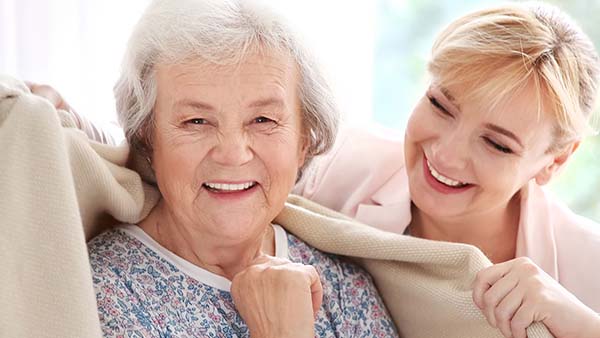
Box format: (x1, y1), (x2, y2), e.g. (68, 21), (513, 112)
(88, 224), (398, 337)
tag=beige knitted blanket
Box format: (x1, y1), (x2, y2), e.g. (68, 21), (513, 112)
(0, 75), (553, 338)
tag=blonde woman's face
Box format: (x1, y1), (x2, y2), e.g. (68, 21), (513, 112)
(404, 80), (562, 221)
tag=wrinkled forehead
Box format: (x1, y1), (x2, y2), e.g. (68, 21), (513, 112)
(159, 46), (296, 82)
(152, 50), (301, 116)
(163, 48), (293, 83)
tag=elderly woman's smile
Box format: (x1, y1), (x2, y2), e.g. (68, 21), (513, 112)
(203, 181), (257, 193)
(136, 49), (307, 275)
(201, 180), (259, 201)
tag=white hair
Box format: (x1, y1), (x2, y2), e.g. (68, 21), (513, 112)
(114, 0), (339, 166)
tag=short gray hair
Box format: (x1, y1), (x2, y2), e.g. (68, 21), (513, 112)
(114, 0), (339, 168)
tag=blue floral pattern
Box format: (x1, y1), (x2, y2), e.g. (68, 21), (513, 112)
(88, 227), (398, 337)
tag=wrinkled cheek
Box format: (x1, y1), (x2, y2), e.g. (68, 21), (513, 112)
(265, 167), (298, 208)
(154, 160), (196, 204)
(157, 176), (189, 205)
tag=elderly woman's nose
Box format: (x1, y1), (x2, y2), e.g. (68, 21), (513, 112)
(210, 130), (254, 166)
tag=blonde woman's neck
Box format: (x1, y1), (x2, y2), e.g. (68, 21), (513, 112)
(409, 195), (520, 264)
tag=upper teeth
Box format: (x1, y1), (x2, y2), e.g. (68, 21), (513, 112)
(205, 182), (255, 191)
(427, 161), (466, 187)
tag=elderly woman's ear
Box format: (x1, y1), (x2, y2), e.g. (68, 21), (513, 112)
(299, 135), (310, 166)
(295, 134), (311, 182)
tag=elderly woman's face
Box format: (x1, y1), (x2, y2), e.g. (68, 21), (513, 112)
(150, 51), (306, 244)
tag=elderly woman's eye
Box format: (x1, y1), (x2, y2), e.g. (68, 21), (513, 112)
(253, 116), (275, 124)
(186, 118), (208, 125)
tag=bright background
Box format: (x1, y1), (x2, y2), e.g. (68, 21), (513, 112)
(1, 0), (599, 221)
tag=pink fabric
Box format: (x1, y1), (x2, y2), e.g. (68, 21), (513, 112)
(294, 128), (600, 312)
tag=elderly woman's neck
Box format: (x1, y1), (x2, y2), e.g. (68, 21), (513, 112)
(138, 201), (276, 280)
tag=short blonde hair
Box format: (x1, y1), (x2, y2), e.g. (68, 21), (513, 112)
(428, 2), (600, 150)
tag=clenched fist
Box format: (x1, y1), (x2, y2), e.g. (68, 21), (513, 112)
(231, 256), (323, 338)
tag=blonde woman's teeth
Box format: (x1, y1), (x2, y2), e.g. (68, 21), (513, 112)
(426, 161), (467, 187)
(204, 182), (256, 191)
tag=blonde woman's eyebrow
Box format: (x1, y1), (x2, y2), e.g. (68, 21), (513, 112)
(439, 86), (461, 111)
(484, 123), (524, 147)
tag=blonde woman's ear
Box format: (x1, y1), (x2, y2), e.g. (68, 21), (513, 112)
(535, 141), (580, 185)
(534, 169), (552, 186)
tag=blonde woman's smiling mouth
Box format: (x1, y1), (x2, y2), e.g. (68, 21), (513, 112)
(422, 157), (474, 194)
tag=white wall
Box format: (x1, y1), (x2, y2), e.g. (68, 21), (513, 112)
(0, 1), (376, 140)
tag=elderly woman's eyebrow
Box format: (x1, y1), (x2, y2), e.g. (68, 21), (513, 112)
(247, 97), (286, 109)
(173, 99), (215, 112)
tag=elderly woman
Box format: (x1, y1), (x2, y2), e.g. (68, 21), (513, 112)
(295, 3), (600, 338)
(85, 0), (398, 337)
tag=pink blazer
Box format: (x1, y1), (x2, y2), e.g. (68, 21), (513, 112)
(294, 128), (600, 312)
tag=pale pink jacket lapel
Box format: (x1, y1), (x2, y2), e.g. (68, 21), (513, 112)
(515, 182), (559, 280)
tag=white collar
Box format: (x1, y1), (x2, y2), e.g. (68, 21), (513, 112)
(120, 223), (289, 292)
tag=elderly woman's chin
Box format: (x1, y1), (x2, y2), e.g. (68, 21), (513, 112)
(194, 197), (276, 241)
(150, 181), (282, 244)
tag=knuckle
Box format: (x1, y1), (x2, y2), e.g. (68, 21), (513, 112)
(517, 259), (539, 275)
(265, 265), (292, 280)
(231, 272), (248, 287)
(510, 319), (527, 335)
(515, 257), (531, 264)
(475, 269), (486, 282)
(494, 307), (510, 322)
(527, 275), (546, 291)
(482, 292), (497, 307)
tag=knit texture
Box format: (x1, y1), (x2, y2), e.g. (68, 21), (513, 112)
(0, 75), (553, 338)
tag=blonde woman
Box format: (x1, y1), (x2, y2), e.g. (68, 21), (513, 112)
(294, 3), (600, 338)
(27, 2), (599, 337)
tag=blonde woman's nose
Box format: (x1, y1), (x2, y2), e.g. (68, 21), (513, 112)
(430, 134), (469, 171)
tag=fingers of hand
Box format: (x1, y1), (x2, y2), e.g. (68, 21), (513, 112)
(231, 255), (287, 298)
(303, 265), (323, 317)
(481, 272), (519, 329)
(26, 82), (71, 111)
(232, 257), (322, 315)
(473, 261), (513, 309)
(249, 255), (290, 268)
(473, 258), (546, 338)
(494, 284), (525, 338)
(509, 301), (536, 338)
